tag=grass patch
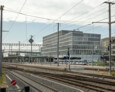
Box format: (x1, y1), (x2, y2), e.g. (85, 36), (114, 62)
(92, 61), (108, 66)
(0, 68), (7, 88)
(111, 72), (115, 77)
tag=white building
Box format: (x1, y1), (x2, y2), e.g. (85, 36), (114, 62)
(41, 30), (101, 62)
(102, 37), (115, 63)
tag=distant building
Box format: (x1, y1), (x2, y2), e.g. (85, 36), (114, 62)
(25, 52), (41, 57)
(102, 37), (115, 62)
(2, 43), (42, 57)
(41, 30), (101, 62)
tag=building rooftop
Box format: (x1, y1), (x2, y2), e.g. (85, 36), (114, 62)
(43, 30), (101, 39)
(102, 36), (115, 41)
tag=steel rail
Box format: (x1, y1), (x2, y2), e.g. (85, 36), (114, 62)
(7, 70), (58, 92)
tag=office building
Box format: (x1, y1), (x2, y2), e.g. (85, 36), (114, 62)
(41, 30), (101, 62)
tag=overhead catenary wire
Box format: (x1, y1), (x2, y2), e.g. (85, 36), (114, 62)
(5, 6), (108, 24)
(35, 0), (84, 38)
(34, 1), (108, 37)
(35, 1), (111, 38)
(4, 8), (115, 35)
(2, 0), (7, 4)
(4, 0), (83, 23)
(3, 1), (109, 26)
(29, 5), (115, 40)
(7, 0), (27, 30)
(70, 10), (108, 24)
(59, 2), (111, 30)
(57, 0), (84, 19)
(74, 11), (115, 30)
(64, 7), (108, 26)
(70, 5), (107, 27)
(3, 0), (28, 41)
(75, 17), (112, 30)
(4, 9), (56, 21)
(3, 0), (115, 43)
(68, 2), (105, 22)
(61, 8), (108, 29)
(59, 15), (114, 34)
(61, 2), (106, 25)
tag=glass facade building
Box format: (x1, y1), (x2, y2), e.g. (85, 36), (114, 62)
(41, 30), (101, 62)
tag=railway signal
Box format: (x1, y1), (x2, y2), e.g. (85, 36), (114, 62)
(11, 80), (17, 86)
(29, 35), (34, 63)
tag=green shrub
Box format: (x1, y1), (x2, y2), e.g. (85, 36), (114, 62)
(111, 72), (115, 77)
(0, 68), (5, 84)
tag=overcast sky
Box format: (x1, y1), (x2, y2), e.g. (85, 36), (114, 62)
(0, 0), (115, 43)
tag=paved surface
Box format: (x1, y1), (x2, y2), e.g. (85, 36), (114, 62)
(22, 63), (115, 75)
(5, 71), (36, 92)
(5, 70), (84, 92)
(22, 63), (114, 69)
(16, 70), (84, 92)
(4, 62), (115, 75)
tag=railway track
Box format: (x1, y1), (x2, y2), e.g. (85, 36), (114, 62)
(8, 69), (115, 92)
(6, 70), (58, 92)
(34, 73), (115, 92)
(4, 63), (115, 80)
(4, 63), (115, 92)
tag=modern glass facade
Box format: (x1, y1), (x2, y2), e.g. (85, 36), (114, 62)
(41, 30), (101, 62)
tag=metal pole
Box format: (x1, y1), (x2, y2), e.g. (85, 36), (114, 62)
(57, 23), (59, 66)
(92, 43), (94, 66)
(108, 3), (112, 74)
(9, 44), (10, 55)
(0, 5), (3, 77)
(93, 1), (115, 74)
(18, 41), (20, 63)
(11, 44), (12, 55)
(19, 41), (20, 56)
(31, 41), (32, 63)
(68, 47), (70, 70)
